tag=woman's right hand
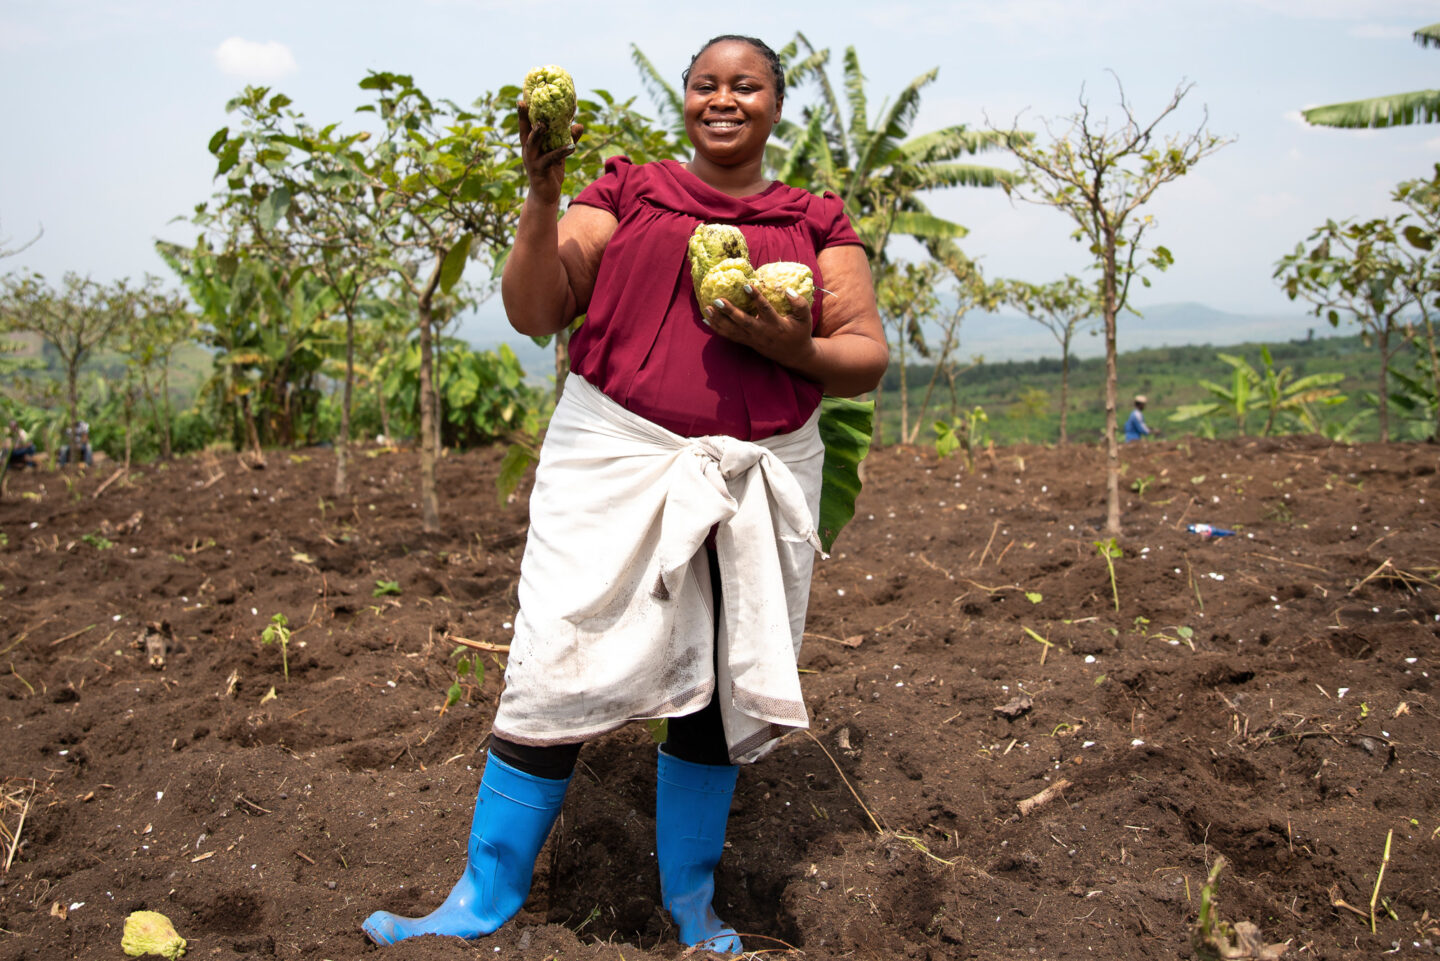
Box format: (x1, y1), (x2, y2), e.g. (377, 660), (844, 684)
(517, 101), (582, 206)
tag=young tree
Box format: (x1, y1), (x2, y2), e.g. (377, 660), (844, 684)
(905, 249), (996, 444)
(0, 273), (135, 434)
(874, 259), (941, 445)
(999, 78), (1229, 535)
(117, 278), (195, 460)
(1274, 216), (1416, 442)
(1303, 24), (1440, 129)
(1000, 275), (1098, 444)
(1391, 166), (1440, 441)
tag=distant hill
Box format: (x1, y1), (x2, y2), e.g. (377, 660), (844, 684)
(926, 300), (1338, 364)
(462, 300), (1340, 385)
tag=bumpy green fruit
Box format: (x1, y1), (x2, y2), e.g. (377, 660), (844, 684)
(522, 65), (577, 152)
(754, 262), (815, 317)
(122, 911), (187, 959)
(687, 224), (749, 298)
(698, 258), (757, 314)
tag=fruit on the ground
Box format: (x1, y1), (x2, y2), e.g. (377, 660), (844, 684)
(122, 911), (187, 959)
(687, 224), (749, 297)
(698, 258), (757, 313)
(754, 262), (815, 317)
(522, 65), (577, 152)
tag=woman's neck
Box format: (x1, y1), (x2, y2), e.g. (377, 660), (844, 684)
(684, 155), (771, 198)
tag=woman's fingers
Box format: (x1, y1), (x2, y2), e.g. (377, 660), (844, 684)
(703, 291), (813, 368)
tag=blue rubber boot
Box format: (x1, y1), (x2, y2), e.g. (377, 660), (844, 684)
(656, 748), (743, 954)
(362, 753), (570, 944)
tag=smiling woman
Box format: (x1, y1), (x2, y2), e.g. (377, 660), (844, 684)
(363, 34), (886, 955)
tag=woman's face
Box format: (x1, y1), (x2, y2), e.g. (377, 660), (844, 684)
(683, 41), (782, 167)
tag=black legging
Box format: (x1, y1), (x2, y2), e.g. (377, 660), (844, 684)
(490, 548), (731, 779)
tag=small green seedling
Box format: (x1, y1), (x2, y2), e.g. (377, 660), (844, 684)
(373, 579), (401, 597)
(1025, 591), (1043, 604)
(81, 532), (114, 550)
(441, 648), (486, 714)
(1022, 626), (1055, 665)
(261, 612), (292, 680)
(1191, 856), (1289, 960)
(1131, 474), (1155, 496)
(1094, 538), (1122, 612)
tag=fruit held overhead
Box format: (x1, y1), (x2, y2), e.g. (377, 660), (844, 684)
(522, 65), (577, 152)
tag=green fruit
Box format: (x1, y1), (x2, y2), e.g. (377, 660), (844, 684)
(522, 65), (577, 152)
(698, 258), (757, 314)
(122, 911), (186, 959)
(754, 262), (815, 317)
(687, 224), (749, 299)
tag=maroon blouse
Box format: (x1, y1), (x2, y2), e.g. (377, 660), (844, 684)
(568, 157), (863, 440)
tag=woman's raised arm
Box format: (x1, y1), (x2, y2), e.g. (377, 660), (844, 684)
(501, 106), (617, 336)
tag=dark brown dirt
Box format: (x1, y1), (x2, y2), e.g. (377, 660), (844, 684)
(2, 436), (1438, 961)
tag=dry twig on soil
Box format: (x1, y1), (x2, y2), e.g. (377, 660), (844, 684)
(444, 632), (510, 653)
(1017, 779), (1071, 817)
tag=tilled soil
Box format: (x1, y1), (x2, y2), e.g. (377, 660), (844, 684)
(1, 435), (1438, 961)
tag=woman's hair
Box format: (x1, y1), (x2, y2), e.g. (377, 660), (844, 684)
(682, 35), (785, 103)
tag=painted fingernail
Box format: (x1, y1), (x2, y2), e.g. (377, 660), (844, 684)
(742, 284), (754, 294)
(712, 299), (725, 309)
(785, 288), (798, 298)
(703, 307), (714, 319)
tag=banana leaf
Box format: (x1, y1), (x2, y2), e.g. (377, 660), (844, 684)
(817, 396), (875, 553)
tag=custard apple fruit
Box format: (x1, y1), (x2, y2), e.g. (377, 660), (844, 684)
(687, 223), (749, 298)
(754, 262), (815, 317)
(698, 258), (757, 313)
(522, 65), (577, 152)
(122, 911), (187, 959)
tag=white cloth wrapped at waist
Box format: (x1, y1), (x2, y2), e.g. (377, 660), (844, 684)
(492, 373), (825, 764)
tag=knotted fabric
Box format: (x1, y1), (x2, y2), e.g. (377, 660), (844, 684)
(492, 374), (824, 763)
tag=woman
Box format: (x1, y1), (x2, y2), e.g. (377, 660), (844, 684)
(363, 35), (886, 952)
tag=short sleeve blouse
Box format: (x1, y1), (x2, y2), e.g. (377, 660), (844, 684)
(568, 157), (863, 440)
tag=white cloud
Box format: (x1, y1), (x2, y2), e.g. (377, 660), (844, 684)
(213, 37), (297, 80)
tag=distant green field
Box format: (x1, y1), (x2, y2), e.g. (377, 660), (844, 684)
(875, 332), (1430, 446)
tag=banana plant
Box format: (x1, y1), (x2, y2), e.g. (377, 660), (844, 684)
(1171, 347), (1345, 436)
(1302, 24), (1440, 129)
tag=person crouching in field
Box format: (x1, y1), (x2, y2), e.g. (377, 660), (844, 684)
(1124, 395), (1158, 442)
(361, 34), (887, 954)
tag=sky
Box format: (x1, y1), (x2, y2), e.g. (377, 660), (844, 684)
(2, 0), (1438, 363)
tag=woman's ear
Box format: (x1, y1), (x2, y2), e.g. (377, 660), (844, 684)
(774, 96), (783, 124)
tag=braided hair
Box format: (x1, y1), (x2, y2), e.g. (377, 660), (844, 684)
(682, 35), (785, 102)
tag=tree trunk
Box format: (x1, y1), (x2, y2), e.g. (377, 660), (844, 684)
(1423, 310), (1440, 442)
(378, 380), (391, 442)
(872, 384), (884, 447)
(554, 326), (571, 402)
(1059, 338), (1072, 446)
(898, 334), (910, 446)
(241, 394), (264, 463)
(432, 332), (444, 455)
(1377, 319), (1391, 444)
(334, 309), (355, 499)
(160, 361), (174, 460)
(416, 260), (442, 533)
(1103, 240), (1121, 537)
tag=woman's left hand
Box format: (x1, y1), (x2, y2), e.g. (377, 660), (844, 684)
(703, 286), (818, 372)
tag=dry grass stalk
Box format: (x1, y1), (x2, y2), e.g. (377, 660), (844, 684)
(2, 778), (50, 872)
(444, 632), (509, 653)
